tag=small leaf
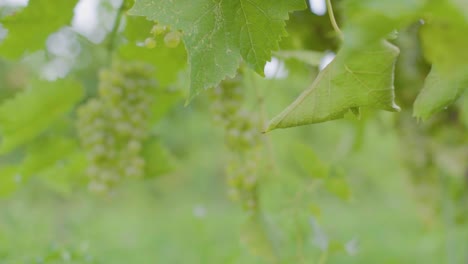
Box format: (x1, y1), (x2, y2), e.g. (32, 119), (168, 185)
(326, 167), (351, 201)
(413, 67), (468, 120)
(0, 78), (83, 153)
(141, 138), (175, 178)
(326, 178), (351, 201)
(293, 143), (329, 178)
(0, 0), (78, 59)
(267, 40), (400, 131)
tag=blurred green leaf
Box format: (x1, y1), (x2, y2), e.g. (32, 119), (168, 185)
(21, 136), (78, 177)
(343, 0), (425, 48)
(0, 0), (78, 59)
(420, 1), (468, 76)
(267, 41), (400, 130)
(326, 167), (351, 201)
(413, 67), (468, 120)
(150, 89), (183, 124)
(142, 138), (175, 178)
(37, 151), (87, 195)
(293, 143), (329, 178)
(129, 0), (306, 99)
(0, 78), (83, 153)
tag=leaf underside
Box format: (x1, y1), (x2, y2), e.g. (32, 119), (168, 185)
(267, 40), (400, 131)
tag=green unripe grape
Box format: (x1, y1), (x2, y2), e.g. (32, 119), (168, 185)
(151, 24), (167, 35)
(164, 31), (181, 48)
(145, 37), (157, 48)
(77, 61), (156, 193)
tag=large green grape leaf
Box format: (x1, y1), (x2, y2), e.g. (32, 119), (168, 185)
(266, 41), (400, 131)
(0, 0), (78, 59)
(0, 79), (83, 153)
(129, 0), (306, 98)
(119, 15), (187, 87)
(413, 67), (468, 120)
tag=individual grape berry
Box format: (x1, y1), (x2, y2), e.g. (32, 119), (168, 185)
(144, 37), (156, 48)
(151, 24), (167, 35)
(164, 31), (182, 48)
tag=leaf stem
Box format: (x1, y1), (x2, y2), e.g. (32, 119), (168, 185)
(326, 0), (343, 40)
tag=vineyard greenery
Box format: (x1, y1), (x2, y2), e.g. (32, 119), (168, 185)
(0, 0), (467, 263)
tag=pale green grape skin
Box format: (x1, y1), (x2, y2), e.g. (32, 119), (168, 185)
(164, 31), (181, 48)
(151, 24), (167, 35)
(144, 37), (157, 49)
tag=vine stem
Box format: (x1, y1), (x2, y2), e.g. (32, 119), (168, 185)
(107, 2), (127, 62)
(325, 0), (343, 40)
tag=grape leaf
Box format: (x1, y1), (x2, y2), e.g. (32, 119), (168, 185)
(0, 0), (78, 59)
(420, 3), (468, 76)
(119, 15), (187, 87)
(413, 67), (468, 120)
(342, 0), (425, 48)
(266, 41), (400, 131)
(128, 0), (306, 98)
(414, 1), (468, 119)
(0, 79), (83, 153)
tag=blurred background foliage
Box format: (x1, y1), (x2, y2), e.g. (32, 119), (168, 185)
(0, 0), (467, 263)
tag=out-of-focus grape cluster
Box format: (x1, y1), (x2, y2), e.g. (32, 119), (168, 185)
(145, 22), (182, 49)
(210, 73), (263, 215)
(77, 61), (155, 193)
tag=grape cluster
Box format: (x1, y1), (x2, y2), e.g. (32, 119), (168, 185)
(210, 74), (263, 214)
(77, 61), (155, 193)
(145, 22), (182, 49)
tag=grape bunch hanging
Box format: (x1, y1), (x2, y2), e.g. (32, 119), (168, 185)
(145, 22), (182, 49)
(77, 61), (155, 192)
(210, 73), (263, 214)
